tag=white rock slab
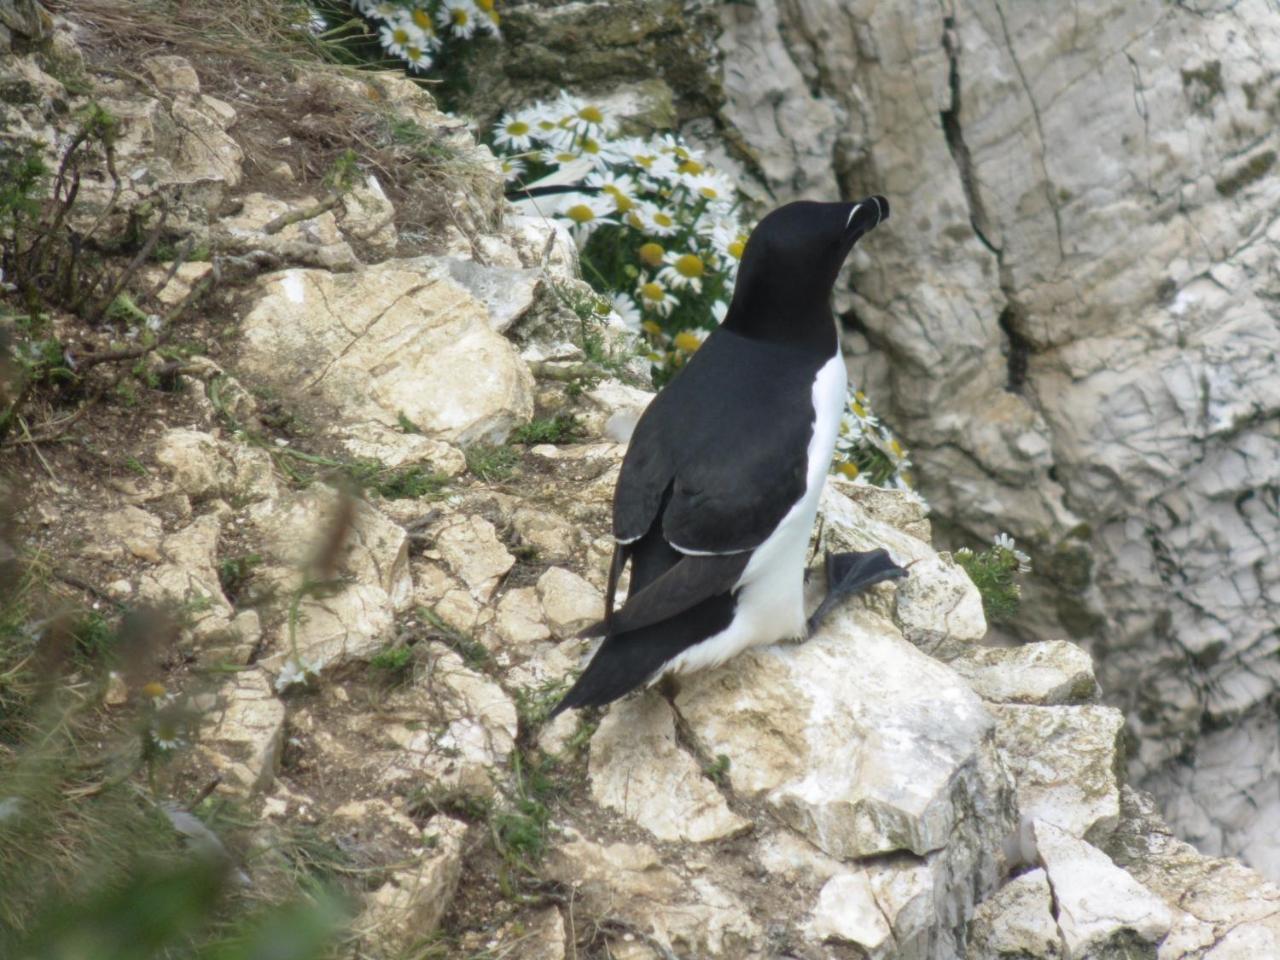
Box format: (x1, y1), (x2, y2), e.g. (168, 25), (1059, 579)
(1035, 820), (1172, 957)
(951, 641), (1099, 705)
(675, 604), (994, 859)
(995, 704), (1124, 845)
(239, 264), (534, 449)
(589, 695), (750, 843)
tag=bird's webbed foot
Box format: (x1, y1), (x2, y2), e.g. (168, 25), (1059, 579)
(806, 548), (909, 636)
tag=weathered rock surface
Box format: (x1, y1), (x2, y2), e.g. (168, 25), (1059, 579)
(238, 264), (534, 452)
(995, 704), (1126, 847)
(196, 668), (285, 797)
(711, 0), (1280, 876)
(966, 868), (1062, 960)
(1036, 820), (1173, 958)
(588, 696), (750, 843)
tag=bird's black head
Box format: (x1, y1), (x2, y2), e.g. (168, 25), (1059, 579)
(723, 197), (888, 350)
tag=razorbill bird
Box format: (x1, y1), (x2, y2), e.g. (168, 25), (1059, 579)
(551, 197), (907, 715)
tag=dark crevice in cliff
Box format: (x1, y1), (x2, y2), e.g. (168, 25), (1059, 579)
(997, 307), (1031, 394)
(939, 16), (1000, 258)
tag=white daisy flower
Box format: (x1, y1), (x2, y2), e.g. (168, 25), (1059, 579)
(636, 276), (676, 318)
(711, 299), (728, 324)
(493, 113), (535, 151)
(610, 293), (643, 332)
(403, 43), (434, 73)
(634, 200), (680, 237)
(555, 191), (615, 241)
(657, 251), (707, 294)
(499, 156), (525, 182)
(993, 533), (1032, 573)
(378, 21), (416, 57)
(680, 170), (736, 207)
(439, 0), (479, 39)
(993, 532), (1016, 551)
(672, 328), (707, 353)
(586, 170), (639, 215)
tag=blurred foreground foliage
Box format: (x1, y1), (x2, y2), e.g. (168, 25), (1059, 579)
(0, 538), (346, 958)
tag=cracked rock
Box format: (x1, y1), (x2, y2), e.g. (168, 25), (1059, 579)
(359, 816), (468, 951)
(966, 868), (1062, 959)
(996, 704), (1125, 848)
(676, 601), (995, 859)
(1035, 819), (1172, 957)
(196, 668), (285, 797)
(238, 264), (534, 453)
(536, 566), (605, 638)
(588, 695), (750, 843)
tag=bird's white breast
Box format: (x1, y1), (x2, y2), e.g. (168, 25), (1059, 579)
(661, 352), (847, 677)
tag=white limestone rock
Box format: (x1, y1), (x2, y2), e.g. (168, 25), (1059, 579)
(807, 871), (893, 950)
(536, 566), (605, 638)
(675, 602), (995, 859)
(1035, 820), (1172, 958)
(966, 869), (1063, 960)
(359, 816), (468, 950)
(543, 830), (760, 957)
(588, 695), (750, 844)
(197, 668), (285, 797)
(432, 514), (514, 603)
(245, 486), (412, 611)
(337, 173), (398, 258)
(238, 264), (534, 455)
(951, 641), (1100, 706)
(85, 505), (164, 563)
(996, 704), (1125, 848)
(714, 0), (1280, 871)
(494, 587), (551, 647)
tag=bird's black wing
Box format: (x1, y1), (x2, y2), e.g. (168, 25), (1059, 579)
(613, 328), (826, 554)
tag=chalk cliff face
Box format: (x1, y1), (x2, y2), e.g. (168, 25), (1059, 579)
(708, 0), (1280, 879)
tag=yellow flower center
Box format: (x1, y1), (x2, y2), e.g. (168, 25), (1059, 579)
(537, 119), (557, 131)
(626, 211), (645, 229)
(698, 185), (721, 200)
(392, 27), (410, 44)
(728, 238), (746, 259)
(488, 10), (500, 25)
(565, 204), (596, 224)
(638, 242), (665, 267)
(890, 438), (904, 457)
(142, 681), (167, 698)
(452, 8), (469, 25)
(582, 137), (601, 154)
(653, 211), (674, 228)
(674, 331), (703, 353)
(634, 154), (655, 168)
(855, 390), (867, 403)
(411, 9), (433, 29)
(678, 159), (704, 175)
(505, 120), (529, 136)
(405, 46), (424, 61)
(476, 0), (495, 9)
(641, 320), (662, 336)
(674, 253), (704, 278)
(555, 152), (577, 163)
(578, 105), (605, 124)
(852, 401), (867, 417)
(837, 462), (860, 479)
(640, 282), (665, 302)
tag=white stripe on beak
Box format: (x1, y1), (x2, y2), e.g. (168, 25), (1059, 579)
(870, 196), (883, 225)
(845, 203), (863, 229)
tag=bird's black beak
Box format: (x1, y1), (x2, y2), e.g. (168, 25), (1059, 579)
(844, 195), (889, 241)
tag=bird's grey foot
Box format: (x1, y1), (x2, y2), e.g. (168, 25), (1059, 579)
(806, 549), (909, 636)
